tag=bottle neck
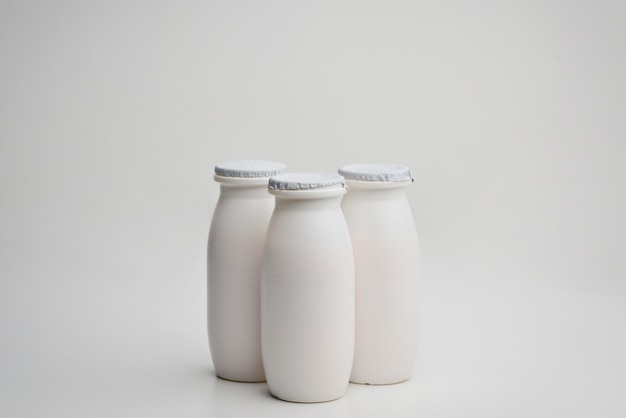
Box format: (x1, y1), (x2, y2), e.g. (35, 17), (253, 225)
(345, 180), (409, 201)
(217, 182), (272, 198)
(273, 193), (344, 211)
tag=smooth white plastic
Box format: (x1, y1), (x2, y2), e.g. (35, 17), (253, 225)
(261, 173), (354, 403)
(207, 160), (286, 383)
(339, 164), (420, 385)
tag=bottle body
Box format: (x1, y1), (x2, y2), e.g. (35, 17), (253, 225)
(342, 181), (420, 384)
(207, 181), (273, 382)
(261, 184), (354, 402)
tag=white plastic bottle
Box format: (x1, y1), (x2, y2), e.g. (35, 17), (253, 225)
(338, 163), (420, 385)
(261, 173), (354, 402)
(207, 160), (286, 382)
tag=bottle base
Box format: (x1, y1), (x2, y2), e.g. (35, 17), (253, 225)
(216, 373), (266, 383)
(270, 391), (345, 403)
(349, 376), (411, 386)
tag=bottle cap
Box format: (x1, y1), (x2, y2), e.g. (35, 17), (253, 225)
(214, 160), (287, 178)
(338, 163), (413, 182)
(268, 172), (345, 190)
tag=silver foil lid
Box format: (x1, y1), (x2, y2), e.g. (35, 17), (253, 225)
(338, 163), (412, 182)
(214, 160), (287, 178)
(268, 172), (345, 190)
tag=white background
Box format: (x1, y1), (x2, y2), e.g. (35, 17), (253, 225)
(1, 0), (625, 416)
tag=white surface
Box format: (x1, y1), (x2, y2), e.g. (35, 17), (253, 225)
(208, 177), (272, 383)
(261, 189), (354, 403)
(343, 181), (419, 384)
(1, 0), (625, 417)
